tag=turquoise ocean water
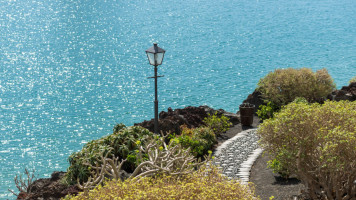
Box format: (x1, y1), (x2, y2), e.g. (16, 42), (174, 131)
(1, 0), (355, 197)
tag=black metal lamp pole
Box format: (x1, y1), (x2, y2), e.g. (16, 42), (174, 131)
(153, 65), (159, 134)
(145, 43), (166, 134)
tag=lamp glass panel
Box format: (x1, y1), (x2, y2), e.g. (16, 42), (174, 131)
(146, 52), (155, 65)
(155, 52), (165, 65)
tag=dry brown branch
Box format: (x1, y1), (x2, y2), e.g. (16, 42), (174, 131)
(8, 168), (36, 197)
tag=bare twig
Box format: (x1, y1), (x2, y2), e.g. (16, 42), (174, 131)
(8, 169), (37, 196)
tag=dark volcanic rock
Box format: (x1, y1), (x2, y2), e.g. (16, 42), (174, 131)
(135, 106), (239, 135)
(327, 82), (356, 102)
(242, 89), (264, 115)
(17, 192), (28, 200)
(18, 171), (80, 200)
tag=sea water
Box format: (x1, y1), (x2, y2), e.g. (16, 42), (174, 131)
(0, 0), (355, 197)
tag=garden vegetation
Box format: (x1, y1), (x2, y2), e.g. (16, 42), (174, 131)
(64, 112), (233, 192)
(75, 133), (209, 194)
(258, 100), (356, 199)
(203, 112), (232, 136)
(257, 68), (335, 107)
(66, 125), (154, 185)
(170, 125), (217, 158)
(64, 165), (259, 200)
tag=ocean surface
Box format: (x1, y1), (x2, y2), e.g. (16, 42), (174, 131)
(0, 0), (355, 197)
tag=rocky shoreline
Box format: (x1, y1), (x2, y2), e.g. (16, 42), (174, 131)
(15, 106), (240, 200)
(13, 82), (356, 200)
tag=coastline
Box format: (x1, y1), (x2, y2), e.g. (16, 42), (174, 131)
(14, 105), (244, 199)
(12, 82), (356, 199)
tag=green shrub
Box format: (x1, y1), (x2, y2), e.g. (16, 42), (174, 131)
(257, 98), (308, 121)
(291, 97), (309, 104)
(349, 76), (356, 83)
(203, 112), (232, 136)
(64, 164), (259, 200)
(170, 126), (216, 158)
(257, 68), (335, 107)
(256, 101), (279, 120)
(65, 125), (154, 185)
(266, 150), (293, 178)
(258, 100), (356, 199)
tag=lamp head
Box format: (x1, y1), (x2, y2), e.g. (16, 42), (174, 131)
(145, 43), (166, 66)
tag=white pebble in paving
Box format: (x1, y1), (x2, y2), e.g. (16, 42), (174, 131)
(212, 128), (263, 184)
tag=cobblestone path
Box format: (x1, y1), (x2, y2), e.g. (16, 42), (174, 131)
(212, 128), (263, 183)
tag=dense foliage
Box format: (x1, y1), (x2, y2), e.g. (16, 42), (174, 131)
(203, 113), (232, 136)
(64, 165), (259, 200)
(65, 125), (154, 185)
(75, 133), (209, 194)
(170, 126), (216, 158)
(257, 68), (335, 107)
(258, 100), (356, 199)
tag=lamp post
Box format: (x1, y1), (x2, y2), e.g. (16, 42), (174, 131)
(145, 43), (166, 134)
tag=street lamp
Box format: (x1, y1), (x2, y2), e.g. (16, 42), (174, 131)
(146, 43), (166, 134)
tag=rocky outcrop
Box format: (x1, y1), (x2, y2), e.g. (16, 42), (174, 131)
(328, 82), (356, 102)
(17, 171), (80, 200)
(135, 106), (239, 135)
(242, 90), (264, 115)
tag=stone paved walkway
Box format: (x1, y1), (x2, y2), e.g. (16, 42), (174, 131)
(212, 128), (262, 184)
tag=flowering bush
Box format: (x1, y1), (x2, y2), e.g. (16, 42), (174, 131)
(64, 165), (259, 200)
(258, 100), (356, 199)
(257, 68), (335, 107)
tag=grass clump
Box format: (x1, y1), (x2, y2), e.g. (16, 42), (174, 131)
(64, 165), (259, 200)
(258, 100), (356, 199)
(257, 68), (335, 107)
